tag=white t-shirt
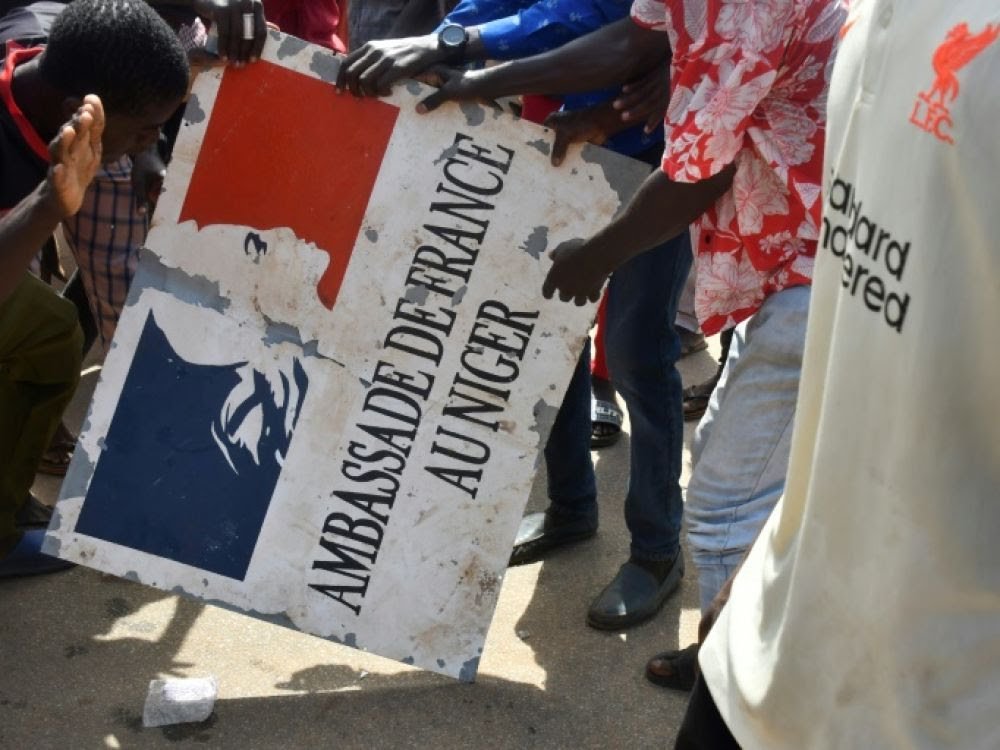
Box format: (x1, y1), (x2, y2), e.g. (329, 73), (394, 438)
(698, 2), (1000, 748)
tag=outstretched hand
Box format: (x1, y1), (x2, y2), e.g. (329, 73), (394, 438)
(541, 238), (612, 306)
(614, 64), (669, 134)
(337, 36), (441, 97)
(47, 95), (105, 219)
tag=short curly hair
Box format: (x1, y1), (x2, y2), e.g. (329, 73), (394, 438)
(39, 0), (189, 116)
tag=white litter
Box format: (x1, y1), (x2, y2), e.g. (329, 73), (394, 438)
(142, 676), (218, 728)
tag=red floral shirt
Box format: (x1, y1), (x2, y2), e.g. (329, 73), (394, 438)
(631, 0), (846, 334)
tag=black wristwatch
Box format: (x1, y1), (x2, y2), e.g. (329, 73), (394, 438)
(437, 23), (469, 64)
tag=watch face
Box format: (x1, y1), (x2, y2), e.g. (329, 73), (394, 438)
(440, 24), (466, 48)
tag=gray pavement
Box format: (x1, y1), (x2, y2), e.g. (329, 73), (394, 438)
(5, 338), (721, 750)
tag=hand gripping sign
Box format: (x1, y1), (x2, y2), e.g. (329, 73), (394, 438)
(45, 32), (648, 680)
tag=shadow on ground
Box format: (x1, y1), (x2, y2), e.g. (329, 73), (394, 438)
(3, 347), (718, 749)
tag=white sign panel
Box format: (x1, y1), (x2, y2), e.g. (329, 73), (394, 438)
(46, 32), (648, 680)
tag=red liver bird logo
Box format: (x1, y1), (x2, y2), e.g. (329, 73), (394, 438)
(910, 22), (999, 144)
(928, 22), (999, 104)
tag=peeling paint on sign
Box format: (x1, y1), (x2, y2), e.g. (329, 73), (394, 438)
(525, 138), (550, 156)
(184, 94), (206, 125)
(308, 50), (340, 82)
(277, 34), (308, 58)
(459, 101), (486, 126)
(519, 226), (549, 259)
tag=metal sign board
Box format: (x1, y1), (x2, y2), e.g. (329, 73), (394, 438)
(46, 32), (648, 680)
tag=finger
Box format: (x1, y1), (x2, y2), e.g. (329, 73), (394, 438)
(616, 86), (653, 120)
(616, 77), (661, 120)
(72, 110), (94, 158)
(144, 174), (165, 214)
(359, 56), (393, 97)
(415, 69), (443, 86)
(135, 187), (150, 214)
(251, 1), (266, 61)
(346, 50), (380, 96)
(335, 49), (362, 89)
(416, 88), (448, 114)
(612, 89), (637, 111)
(550, 128), (569, 167)
(614, 79), (651, 109)
(341, 46), (369, 70)
(376, 65), (403, 97)
(215, 5), (233, 62)
(49, 123), (76, 163)
(82, 95), (105, 158)
(228, 3), (246, 64)
(588, 289), (602, 304)
(82, 94), (104, 130)
(645, 112), (661, 134)
(237, 0), (254, 64)
(74, 106), (94, 134)
(376, 60), (413, 96)
(541, 273), (556, 300)
(558, 289), (573, 303)
(574, 295), (589, 306)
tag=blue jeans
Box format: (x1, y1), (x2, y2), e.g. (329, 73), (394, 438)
(544, 230), (692, 562)
(686, 285), (810, 611)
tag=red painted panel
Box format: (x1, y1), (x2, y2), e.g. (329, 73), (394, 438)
(179, 61), (399, 308)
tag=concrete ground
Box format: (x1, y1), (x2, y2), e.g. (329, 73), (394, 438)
(6, 332), (722, 750)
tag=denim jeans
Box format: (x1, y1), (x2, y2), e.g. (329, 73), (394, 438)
(544, 229), (692, 562)
(686, 285), (810, 611)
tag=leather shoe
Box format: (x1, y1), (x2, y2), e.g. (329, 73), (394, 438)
(587, 554), (683, 630)
(0, 530), (75, 579)
(509, 507), (597, 566)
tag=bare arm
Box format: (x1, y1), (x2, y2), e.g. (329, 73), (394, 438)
(340, 15), (667, 99)
(418, 18), (667, 112)
(0, 97), (104, 302)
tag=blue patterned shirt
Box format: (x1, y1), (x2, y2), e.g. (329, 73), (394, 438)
(440, 0), (664, 156)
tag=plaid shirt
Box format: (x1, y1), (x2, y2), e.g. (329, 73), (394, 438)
(63, 19), (205, 349)
(63, 157), (148, 350)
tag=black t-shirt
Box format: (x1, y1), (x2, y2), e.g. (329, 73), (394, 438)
(0, 46), (49, 213)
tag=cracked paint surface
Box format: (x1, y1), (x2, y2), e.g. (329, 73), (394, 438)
(45, 32), (645, 683)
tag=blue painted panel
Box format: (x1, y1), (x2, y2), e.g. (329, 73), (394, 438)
(76, 312), (308, 580)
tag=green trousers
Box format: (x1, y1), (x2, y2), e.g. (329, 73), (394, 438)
(0, 273), (82, 545)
